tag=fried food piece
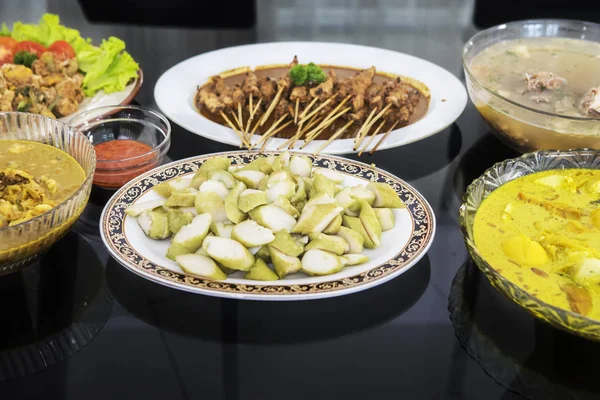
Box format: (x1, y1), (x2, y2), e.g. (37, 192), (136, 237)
(198, 83), (224, 113)
(242, 71), (260, 98)
(0, 89), (15, 111)
(42, 73), (64, 87)
(32, 52), (56, 76)
(41, 86), (57, 106)
(2, 64), (40, 89)
(56, 77), (84, 103)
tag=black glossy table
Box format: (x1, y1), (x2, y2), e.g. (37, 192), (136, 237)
(2, 2), (600, 399)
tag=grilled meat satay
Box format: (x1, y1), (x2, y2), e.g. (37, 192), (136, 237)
(232, 84), (246, 107)
(309, 69), (336, 101)
(274, 97), (290, 119)
(198, 83), (225, 113)
(258, 76), (277, 102)
(212, 76), (234, 108)
(277, 74), (293, 99)
(348, 107), (368, 122)
(242, 71), (260, 98)
(366, 82), (385, 110)
(290, 86), (309, 103)
(385, 78), (420, 109)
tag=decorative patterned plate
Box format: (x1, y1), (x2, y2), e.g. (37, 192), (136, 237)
(101, 151), (435, 300)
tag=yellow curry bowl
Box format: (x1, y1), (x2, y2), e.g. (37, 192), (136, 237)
(459, 149), (600, 341)
(0, 112), (96, 275)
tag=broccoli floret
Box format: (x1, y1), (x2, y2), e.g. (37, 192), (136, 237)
(289, 62), (326, 86)
(306, 62), (326, 84)
(13, 51), (38, 68)
(289, 64), (307, 86)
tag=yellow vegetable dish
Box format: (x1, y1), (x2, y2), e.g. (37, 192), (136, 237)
(0, 140), (85, 228)
(474, 169), (600, 319)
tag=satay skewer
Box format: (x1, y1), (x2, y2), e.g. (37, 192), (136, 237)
(287, 114), (323, 149)
(298, 97), (319, 121)
(370, 120), (400, 155)
(220, 110), (250, 148)
(259, 86), (285, 126)
(304, 106), (351, 141)
(259, 120), (293, 153)
(294, 98), (299, 124)
(313, 120), (354, 154)
(320, 95), (351, 125)
(297, 97), (333, 126)
(354, 103), (392, 150)
(246, 97), (263, 137)
(255, 114), (288, 146)
(355, 107), (377, 143)
(358, 119), (386, 156)
(301, 108), (351, 149)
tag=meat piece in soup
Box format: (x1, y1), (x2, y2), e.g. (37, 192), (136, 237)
(469, 37), (600, 118)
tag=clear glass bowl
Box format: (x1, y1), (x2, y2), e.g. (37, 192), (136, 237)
(0, 113), (96, 274)
(463, 19), (600, 153)
(69, 105), (171, 189)
(459, 149), (600, 341)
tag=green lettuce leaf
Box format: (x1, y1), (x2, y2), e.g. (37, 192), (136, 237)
(83, 51), (139, 96)
(0, 23), (10, 36)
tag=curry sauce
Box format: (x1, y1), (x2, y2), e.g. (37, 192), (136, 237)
(474, 169), (600, 319)
(0, 140), (85, 227)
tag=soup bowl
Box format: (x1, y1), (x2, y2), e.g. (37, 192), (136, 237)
(0, 113), (96, 274)
(463, 19), (600, 153)
(459, 148), (600, 341)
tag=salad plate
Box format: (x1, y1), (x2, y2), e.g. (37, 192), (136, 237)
(101, 151), (435, 300)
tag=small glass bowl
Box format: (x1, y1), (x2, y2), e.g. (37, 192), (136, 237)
(459, 148), (600, 341)
(69, 105), (171, 189)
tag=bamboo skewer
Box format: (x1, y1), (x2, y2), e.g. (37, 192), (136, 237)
(247, 97), (263, 138)
(297, 97), (333, 126)
(301, 108), (351, 149)
(259, 120), (293, 153)
(370, 120), (400, 155)
(313, 120), (354, 154)
(288, 114), (323, 149)
(298, 97), (319, 121)
(255, 114), (288, 146)
(294, 98), (299, 124)
(355, 107), (377, 143)
(354, 103), (392, 150)
(304, 106), (351, 141)
(220, 111), (250, 148)
(259, 86), (284, 126)
(321, 95), (351, 125)
(358, 119), (386, 156)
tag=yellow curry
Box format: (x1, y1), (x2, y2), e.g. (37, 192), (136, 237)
(474, 169), (600, 319)
(0, 140), (85, 228)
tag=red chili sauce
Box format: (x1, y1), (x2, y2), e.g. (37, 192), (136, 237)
(93, 139), (157, 189)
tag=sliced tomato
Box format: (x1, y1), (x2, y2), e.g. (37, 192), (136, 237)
(0, 37), (18, 65)
(48, 40), (75, 60)
(15, 41), (47, 57)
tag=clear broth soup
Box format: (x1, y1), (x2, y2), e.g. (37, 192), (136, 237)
(470, 37), (600, 117)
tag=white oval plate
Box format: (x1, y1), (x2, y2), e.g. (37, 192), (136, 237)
(58, 70), (143, 123)
(154, 42), (467, 154)
(101, 151), (435, 301)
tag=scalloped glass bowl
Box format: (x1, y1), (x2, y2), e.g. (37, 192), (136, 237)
(463, 19), (600, 153)
(459, 149), (600, 341)
(0, 113), (96, 275)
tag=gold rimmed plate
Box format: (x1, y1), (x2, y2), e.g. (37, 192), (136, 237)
(100, 151), (435, 300)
